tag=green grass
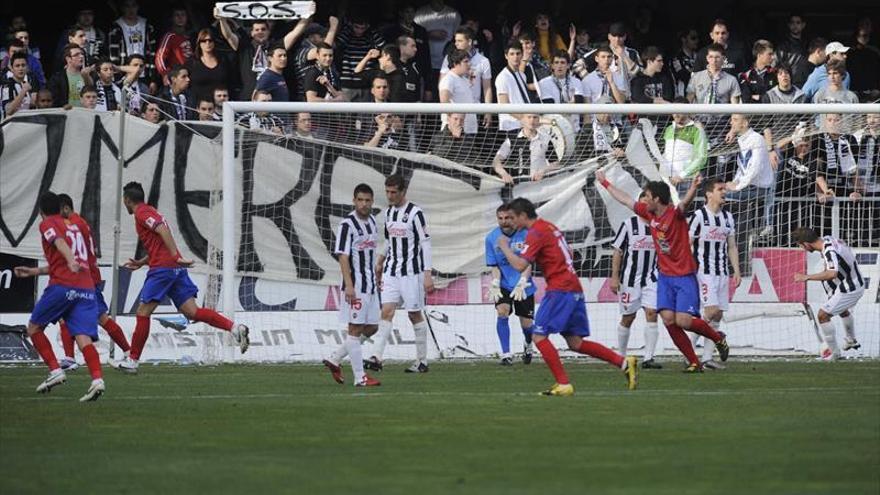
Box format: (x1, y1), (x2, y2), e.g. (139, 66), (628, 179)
(1, 360), (878, 495)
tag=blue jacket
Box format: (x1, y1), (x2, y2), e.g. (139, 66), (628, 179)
(802, 65), (851, 101)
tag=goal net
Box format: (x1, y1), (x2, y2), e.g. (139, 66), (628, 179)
(216, 102), (879, 363)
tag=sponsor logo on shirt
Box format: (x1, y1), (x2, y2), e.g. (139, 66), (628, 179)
(43, 228), (57, 242)
(388, 226), (408, 237)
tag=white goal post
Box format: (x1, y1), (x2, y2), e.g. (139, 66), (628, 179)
(219, 101), (879, 361)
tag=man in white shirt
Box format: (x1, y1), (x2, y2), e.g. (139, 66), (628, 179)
(725, 114), (775, 240)
(440, 27), (492, 128)
(538, 50), (584, 131)
(438, 49), (477, 134)
(580, 46), (629, 103)
(495, 41), (532, 136)
(493, 114), (558, 183)
(413, 0), (460, 93)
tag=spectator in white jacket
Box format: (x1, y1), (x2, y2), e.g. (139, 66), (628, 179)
(725, 113), (776, 236)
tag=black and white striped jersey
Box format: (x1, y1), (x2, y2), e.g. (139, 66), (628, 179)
(382, 202), (431, 277)
(689, 206), (736, 276)
(821, 236), (865, 294)
(612, 215), (657, 288)
(334, 212), (378, 294)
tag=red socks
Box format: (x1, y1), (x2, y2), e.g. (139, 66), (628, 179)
(536, 339), (569, 385)
(193, 308), (233, 331)
(129, 315), (151, 361)
(687, 317), (722, 342)
(666, 323), (700, 365)
(31, 331), (60, 370)
(60, 322), (75, 357)
(101, 319), (131, 352)
(577, 340), (625, 368)
(81, 344), (103, 380)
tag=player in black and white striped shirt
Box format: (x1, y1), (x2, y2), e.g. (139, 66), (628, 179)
(365, 174), (434, 373)
(322, 184), (381, 387)
(610, 192), (662, 369)
(793, 227), (866, 360)
(688, 179), (742, 368)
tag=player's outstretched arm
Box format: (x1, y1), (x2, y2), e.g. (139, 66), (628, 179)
(13, 265), (49, 278)
(678, 174), (703, 211)
(794, 269), (838, 282)
(596, 169), (635, 211)
(124, 255), (149, 270)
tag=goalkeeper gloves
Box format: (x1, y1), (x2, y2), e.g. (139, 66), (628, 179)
(488, 279), (503, 302)
(511, 277), (531, 301)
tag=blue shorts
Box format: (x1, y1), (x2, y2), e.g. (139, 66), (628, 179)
(657, 273), (700, 316)
(140, 268), (198, 308)
(533, 290), (591, 337)
(95, 280), (109, 316)
(30, 285), (99, 340)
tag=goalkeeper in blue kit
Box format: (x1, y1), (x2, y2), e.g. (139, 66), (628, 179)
(485, 203), (536, 365)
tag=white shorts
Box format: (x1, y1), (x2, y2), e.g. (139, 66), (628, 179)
(381, 272), (425, 312)
(338, 291), (380, 325)
(619, 283), (657, 315)
(821, 287), (865, 316)
(697, 273), (729, 311)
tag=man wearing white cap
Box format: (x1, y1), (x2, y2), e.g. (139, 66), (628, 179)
(802, 41), (852, 101)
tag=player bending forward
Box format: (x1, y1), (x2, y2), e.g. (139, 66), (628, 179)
(497, 198), (638, 396)
(486, 203), (536, 365)
(793, 227), (865, 360)
(365, 174), (435, 373)
(14, 192), (105, 401)
(611, 191), (662, 369)
(688, 179), (741, 369)
(56, 194), (131, 371)
(598, 171), (730, 372)
(322, 184), (381, 386)
(117, 182), (249, 373)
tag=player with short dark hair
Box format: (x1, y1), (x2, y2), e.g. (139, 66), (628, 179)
(598, 171), (730, 372)
(322, 184), (381, 387)
(55, 194), (131, 372)
(792, 227), (865, 359)
(497, 197), (638, 396)
(116, 181), (249, 373)
(485, 203), (535, 365)
(13, 191), (105, 401)
(365, 174), (434, 373)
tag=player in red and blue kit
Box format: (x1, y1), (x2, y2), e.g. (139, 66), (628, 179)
(56, 194), (131, 370)
(117, 182), (249, 373)
(496, 197), (638, 396)
(14, 192), (105, 402)
(598, 171), (730, 371)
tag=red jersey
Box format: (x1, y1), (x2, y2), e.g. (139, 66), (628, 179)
(155, 32), (193, 78)
(634, 202), (697, 276)
(39, 215), (94, 289)
(134, 203), (180, 268)
(66, 213), (102, 284)
(520, 218), (582, 292)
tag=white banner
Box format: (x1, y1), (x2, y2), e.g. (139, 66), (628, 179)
(215, 1), (315, 20)
(0, 109), (642, 288)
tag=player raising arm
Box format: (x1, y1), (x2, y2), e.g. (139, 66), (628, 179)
(496, 197), (638, 396)
(321, 184), (381, 387)
(597, 170), (730, 372)
(14, 192), (105, 402)
(116, 182), (249, 374)
(792, 227), (865, 360)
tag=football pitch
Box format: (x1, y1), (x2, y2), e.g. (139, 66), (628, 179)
(1, 360), (878, 495)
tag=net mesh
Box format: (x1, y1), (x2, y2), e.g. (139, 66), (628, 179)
(217, 104), (879, 362)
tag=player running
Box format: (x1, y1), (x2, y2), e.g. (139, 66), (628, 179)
(56, 194), (131, 371)
(14, 192), (105, 402)
(496, 197), (638, 396)
(598, 171), (730, 372)
(792, 227), (865, 360)
(322, 184), (381, 387)
(610, 191), (662, 369)
(365, 174), (435, 373)
(116, 182), (249, 373)
(688, 179), (742, 369)
(485, 203), (536, 365)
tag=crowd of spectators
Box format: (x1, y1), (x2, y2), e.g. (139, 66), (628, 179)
(1, 2), (877, 246)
